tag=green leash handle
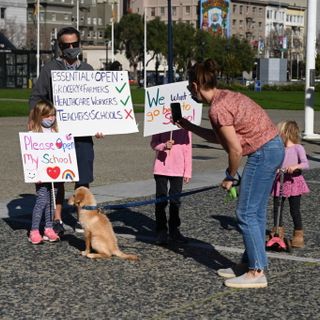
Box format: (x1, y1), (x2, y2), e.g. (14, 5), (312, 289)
(225, 186), (238, 202)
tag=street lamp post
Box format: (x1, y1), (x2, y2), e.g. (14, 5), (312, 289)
(111, 1), (115, 63)
(303, 0), (319, 140)
(167, 0), (174, 83)
(36, 0), (40, 78)
(76, 0), (79, 30)
(105, 40), (109, 70)
(144, 7), (147, 89)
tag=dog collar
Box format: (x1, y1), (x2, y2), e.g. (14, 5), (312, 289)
(81, 205), (98, 210)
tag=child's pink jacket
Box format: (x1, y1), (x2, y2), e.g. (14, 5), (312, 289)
(150, 129), (192, 179)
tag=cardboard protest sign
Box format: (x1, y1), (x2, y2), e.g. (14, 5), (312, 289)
(51, 70), (138, 137)
(143, 81), (202, 137)
(19, 132), (79, 183)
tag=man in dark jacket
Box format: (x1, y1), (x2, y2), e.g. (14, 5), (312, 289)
(29, 26), (102, 234)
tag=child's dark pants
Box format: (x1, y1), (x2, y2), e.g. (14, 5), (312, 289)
(273, 195), (302, 230)
(154, 175), (183, 233)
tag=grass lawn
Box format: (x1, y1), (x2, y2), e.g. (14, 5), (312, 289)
(0, 87), (319, 117)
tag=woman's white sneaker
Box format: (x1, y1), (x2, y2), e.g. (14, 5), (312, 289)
(217, 263), (248, 279)
(224, 273), (268, 289)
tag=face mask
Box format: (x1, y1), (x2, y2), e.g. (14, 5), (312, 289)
(191, 94), (202, 104)
(41, 119), (55, 128)
(63, 47), (81, 61)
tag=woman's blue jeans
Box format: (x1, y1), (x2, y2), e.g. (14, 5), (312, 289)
(236, 136), (284, 270)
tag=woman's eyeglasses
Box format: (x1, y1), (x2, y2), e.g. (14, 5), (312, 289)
(59, 41), (80, 50)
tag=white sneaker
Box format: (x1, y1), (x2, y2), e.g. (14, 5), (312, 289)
(224, 273), (268, 289)
(217, 263), (248, 279)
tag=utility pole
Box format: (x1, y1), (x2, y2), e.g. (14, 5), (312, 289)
(36, 0), (40, 78)
(144, 7), (147, 89)
(167, 0), (174, 83)
(303, 0), (319, 140)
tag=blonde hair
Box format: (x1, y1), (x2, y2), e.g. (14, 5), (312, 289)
(29, 100), (58, 132)
(279, 120), (301, 144)
(277, 121), (287, 139)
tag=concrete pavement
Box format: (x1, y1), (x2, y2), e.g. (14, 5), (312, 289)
(1, 110), (320, 319)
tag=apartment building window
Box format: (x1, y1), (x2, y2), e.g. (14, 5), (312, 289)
(87, 17), (91, 24)
(172, 6), (177, 16)
(98, 31), (103, 38)
(186, 6), (191, 15)
(246, 6), (249, 14)
(98, 18), (102, 25)
(64, 13), (68, 20)
(259, 21), (262, 29)
(80, 30), (85, 37)
(81, 16), (84, 23)
(239, 5), (243, 14)
(52, 13), (56, 21)
(232, 19), (236, 27)
(93, 17), (97, 25)
(0, 8), (6, 19)
(151, 7), (155, 16)
(40, 12), (45, 21)
(239, 20), (243, 28)
(27, 12), (32, 21)
(267, 10), (271, 19)
(160, 7), (165, 16)
(233, 4), (236, 14)
(252, 7), (256, 14)
(259, 8), (262, 16)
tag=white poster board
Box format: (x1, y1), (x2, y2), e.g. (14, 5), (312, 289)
(143, 81), (202, 137)
(19, 132), (79, 183)
(51, 70), (138, 137)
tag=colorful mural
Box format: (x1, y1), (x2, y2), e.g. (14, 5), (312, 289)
(200, 0), (230, 37)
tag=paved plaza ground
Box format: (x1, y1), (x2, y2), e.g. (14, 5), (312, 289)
(1, 110), (320, 319)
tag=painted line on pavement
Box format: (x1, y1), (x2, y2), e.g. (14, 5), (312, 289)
(118, 233), (320, 264)
(4, 217), (320, 264)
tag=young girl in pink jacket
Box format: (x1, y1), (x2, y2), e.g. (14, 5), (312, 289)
(150, 129), (192, 245)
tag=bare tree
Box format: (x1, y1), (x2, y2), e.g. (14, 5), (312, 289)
(2, 18), (26, 49)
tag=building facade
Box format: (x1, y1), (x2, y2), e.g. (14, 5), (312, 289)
(230, 1), (266, 48)
(129, 0), (198, 27)
(26, 0), (118, 51)
(0, 0), (27, 48)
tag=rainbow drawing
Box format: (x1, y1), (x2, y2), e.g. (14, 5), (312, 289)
(62, 169), (76, 181)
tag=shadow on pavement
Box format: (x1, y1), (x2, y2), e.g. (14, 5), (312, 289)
(211, 214), (241, 232)
(6, 193), (35, 218)
(108, 207), (234, 271)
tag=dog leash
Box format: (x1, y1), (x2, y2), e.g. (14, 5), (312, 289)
(102, 185), (219, 210)
(82, 205), (99, 210)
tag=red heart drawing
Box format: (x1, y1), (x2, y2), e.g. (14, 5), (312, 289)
(56, 138), (63, 149)
(47, 166), (60, 179)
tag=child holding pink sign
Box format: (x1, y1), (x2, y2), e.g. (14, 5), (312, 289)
(28, 100), (60, 244)
(150, 129), (192, 245)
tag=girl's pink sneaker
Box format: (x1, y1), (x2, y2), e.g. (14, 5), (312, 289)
(43, 228), (60, 242)
(28, 229), (43, 245)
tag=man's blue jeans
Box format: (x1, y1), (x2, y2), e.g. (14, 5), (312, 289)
(236, 136), (285, 270)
